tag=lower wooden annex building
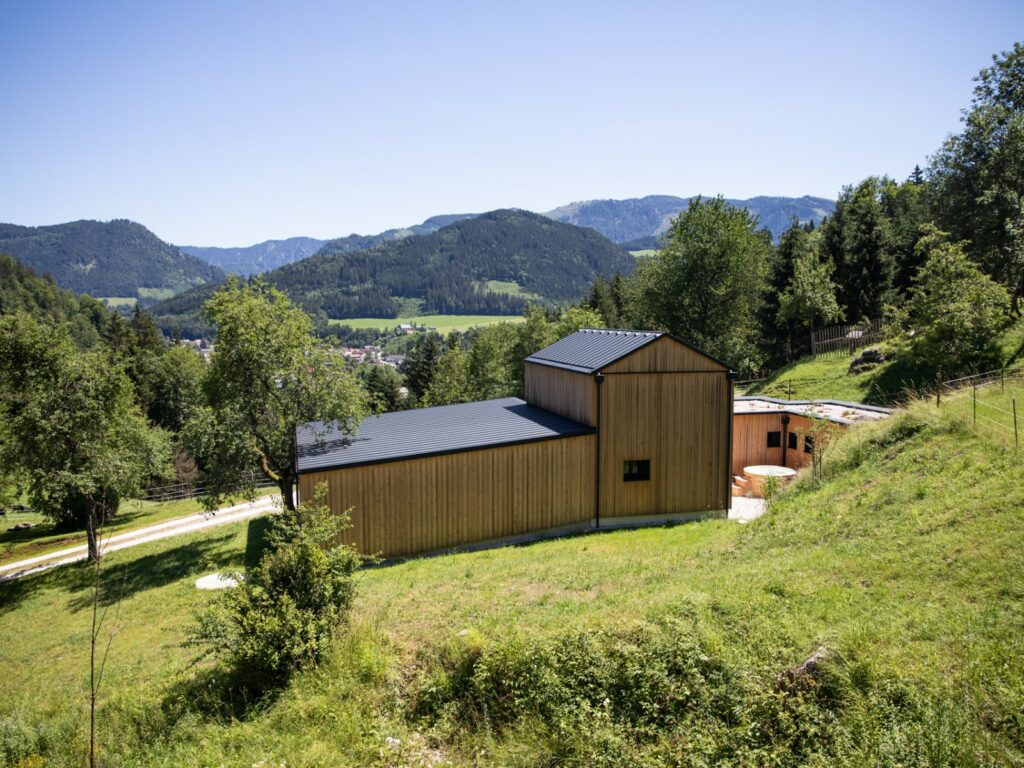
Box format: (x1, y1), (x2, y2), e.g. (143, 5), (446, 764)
(297, 329), (734, 558)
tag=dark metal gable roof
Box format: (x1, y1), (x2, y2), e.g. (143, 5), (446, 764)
(524, 329), (664, 374)
(296, 397), (594, 473)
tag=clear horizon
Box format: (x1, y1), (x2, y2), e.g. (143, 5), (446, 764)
(2, 1), (1022, 247)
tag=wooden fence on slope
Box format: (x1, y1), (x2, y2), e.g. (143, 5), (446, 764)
(810, 319), (884, 358)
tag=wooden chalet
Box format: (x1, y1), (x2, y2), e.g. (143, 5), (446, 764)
(297, 329), (734, 559)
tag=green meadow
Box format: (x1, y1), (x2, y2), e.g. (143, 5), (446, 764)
(2, 383), (1023, 765)
(329, 314), (525, 333)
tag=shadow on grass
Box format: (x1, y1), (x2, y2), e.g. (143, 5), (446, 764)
(160, 660), (284, 723)
(0, 517), (272, 615)
(245, 515), (272, 567)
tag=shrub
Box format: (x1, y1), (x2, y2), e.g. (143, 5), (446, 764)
(191, 483), (361, 689)
(897, 227), (1010, 376)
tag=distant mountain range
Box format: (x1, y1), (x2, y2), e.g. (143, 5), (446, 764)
(0, 220), (224, 306)
(180, 214), (478, 276)
(180, 237), (326, 277)
(0, 195), (835, 321)
(151, 209), (635, 337)
(543, 195), (835, 245)
(180, 196), (834, 276)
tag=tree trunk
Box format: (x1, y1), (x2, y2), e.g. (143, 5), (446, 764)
(85, 505), (101, 563)
(279, 473), (296, 511)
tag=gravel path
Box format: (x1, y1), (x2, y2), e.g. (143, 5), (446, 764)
(0, 495), (280, 582)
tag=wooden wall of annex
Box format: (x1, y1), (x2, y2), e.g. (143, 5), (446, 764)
(298, 434), (596, 559)
(731, 413), (827, 477)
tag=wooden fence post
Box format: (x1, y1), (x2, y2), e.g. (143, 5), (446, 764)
(936, 374), (942, 407)
(1014, 398), (1019, 449)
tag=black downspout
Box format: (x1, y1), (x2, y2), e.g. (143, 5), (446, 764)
(781, 414), (790, 468)
(726, 370), (735, 511)
(292, 428), (300, 508)
(594, 372), (605, 529)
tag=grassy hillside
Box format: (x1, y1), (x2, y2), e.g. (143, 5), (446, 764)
(745, 320), (1024, 404)
(1, 384), (1022, 765)
(0, 220), (224, 305)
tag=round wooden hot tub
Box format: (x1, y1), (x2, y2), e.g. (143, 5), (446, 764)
(742, 465), (797, 498)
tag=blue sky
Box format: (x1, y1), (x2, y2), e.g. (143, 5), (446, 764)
(1, 1), (1022, 246)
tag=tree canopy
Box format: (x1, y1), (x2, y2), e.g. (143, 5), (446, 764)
(0, 313), (171, 560)
(183, 278), (368, 510)
(631, 196), (771, 374)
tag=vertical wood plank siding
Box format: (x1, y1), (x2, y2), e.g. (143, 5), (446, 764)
(524, 362), (597, 425)
(731, 413), (843, 476)
(599, 371), (730, 517)
(602, 336), (727, 373)
(731, 413), (785, 476)
(298, 434), (596, 559)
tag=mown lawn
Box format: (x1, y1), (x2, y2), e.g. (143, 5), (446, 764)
(1, 388), (1022, 766)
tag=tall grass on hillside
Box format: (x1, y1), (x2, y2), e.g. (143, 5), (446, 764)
(1, 387), (1023, 766)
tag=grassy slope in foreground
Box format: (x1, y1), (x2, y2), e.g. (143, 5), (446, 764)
(1, 391), (1023, 766)
(328, 314), (524, 332)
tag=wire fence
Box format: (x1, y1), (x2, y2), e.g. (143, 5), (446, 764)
(937, 364), (1024, 449)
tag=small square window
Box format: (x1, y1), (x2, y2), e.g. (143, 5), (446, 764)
(623, 460), (650, 482)
(804, 435), (815, 453)
(767, 431), (781, 448)
(788, 431), (798, 450)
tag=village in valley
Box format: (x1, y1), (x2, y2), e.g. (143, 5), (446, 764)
(1, 4), (1023, 767)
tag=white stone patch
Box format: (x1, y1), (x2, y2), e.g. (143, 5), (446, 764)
(195, 572), (240, 590)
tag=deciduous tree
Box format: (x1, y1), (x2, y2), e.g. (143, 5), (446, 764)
(631, 196), (770, 374)
(930, 42), (1024, 313)
(900, 227), (1010, 375)
(0, 313), (171, 561)
(183, 279), (368, 511)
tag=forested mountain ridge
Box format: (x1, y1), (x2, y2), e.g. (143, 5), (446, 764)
(545, 195), (835, 242)
(182, 214), (479, 276)
(267, 209), (635, 318)
(150, 209), (635, 335)
(180, 198), (832, 276)
(181, 237), (326, 276)
(0, 219), (224, 304)
(0, 253), (111, 347)
(303, 213), (478, 261)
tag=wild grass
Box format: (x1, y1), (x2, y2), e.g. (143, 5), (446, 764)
(1, 385), (1022, 765)
(747, 318), (1024, 405)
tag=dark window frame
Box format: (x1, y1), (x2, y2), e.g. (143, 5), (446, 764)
(623, 459), (651, 482)
(788, 431), (798, 450)
(767, 431), (782, 448)
(804, 435), (815, 453)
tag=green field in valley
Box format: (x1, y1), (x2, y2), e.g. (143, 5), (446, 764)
(2, 383), (1023, 765)
(98, 296), (137, 308)
(329, 314), (525, 333)
(629, 249), (658, 258)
